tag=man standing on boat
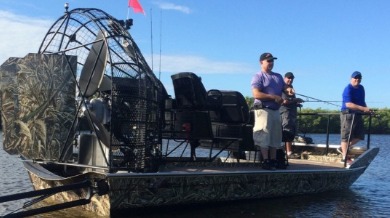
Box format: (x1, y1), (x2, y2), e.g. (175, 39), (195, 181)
(280, 72), (303, 159)
(251, 52), (285, 170)
(339, 71), (372, 164)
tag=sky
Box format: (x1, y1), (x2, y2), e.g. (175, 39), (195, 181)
(0, 0), (389, 110)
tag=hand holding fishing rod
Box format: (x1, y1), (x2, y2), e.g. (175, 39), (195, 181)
(283, 83), (304, 106)
(282, 96), (304, 106)
(344, 101), (374, 115)
(358, 109), (376, 116)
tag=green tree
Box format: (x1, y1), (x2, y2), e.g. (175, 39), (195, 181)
(245, 96), (254, 109)
(244, 96), (390, 134)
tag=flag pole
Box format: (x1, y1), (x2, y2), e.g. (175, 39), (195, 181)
(158, 9), (162, 80)
(150, 8), (154, 72)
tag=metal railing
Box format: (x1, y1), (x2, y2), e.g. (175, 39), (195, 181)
(298, 112), (374, 154)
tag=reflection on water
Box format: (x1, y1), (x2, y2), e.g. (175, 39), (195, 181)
(1, 134), (390, 217)
(0, 148), (34, 216)
(114, 189), (386, 218)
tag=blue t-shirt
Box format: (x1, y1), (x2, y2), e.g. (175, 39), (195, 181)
(341, 83), (366, 112)
(251, 71), (284, 110)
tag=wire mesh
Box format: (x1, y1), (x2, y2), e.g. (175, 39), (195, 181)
(38, 8), (165, 172)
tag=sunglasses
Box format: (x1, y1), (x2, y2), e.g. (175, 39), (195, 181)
(266, 60), (274, 63)
(354, 76), (362, 80)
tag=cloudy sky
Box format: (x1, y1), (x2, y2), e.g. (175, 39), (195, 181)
(1, 0), (389, 109)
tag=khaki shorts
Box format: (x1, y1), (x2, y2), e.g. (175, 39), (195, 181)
(253, 108), (282, 148)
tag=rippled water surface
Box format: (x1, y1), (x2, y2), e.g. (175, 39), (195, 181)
(1, 133), (389, 217)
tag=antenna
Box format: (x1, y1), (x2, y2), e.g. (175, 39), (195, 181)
(126, 2), (130, 19)
(150, 8), (154, 71)
(159, 9), (162, 79)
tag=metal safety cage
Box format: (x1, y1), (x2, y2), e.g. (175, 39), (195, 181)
(38, 8), (166, 172)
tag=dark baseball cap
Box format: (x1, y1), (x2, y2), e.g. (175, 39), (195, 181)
(285, 72), (295, 78)
(260, 53), (277, 61)
(351, 71), (362, 78)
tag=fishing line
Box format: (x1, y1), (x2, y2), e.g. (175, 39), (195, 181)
(296, 93), (341, 107)
(303, 100), (341, 103)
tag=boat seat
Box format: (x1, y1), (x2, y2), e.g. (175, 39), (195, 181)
(207, 89), (249, 123)
(171, 72), (250, 121)
(171, 72), (208, 110)
(170, 72), (255, 155)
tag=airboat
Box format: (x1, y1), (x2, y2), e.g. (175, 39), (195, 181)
(0, 7), (379, 217)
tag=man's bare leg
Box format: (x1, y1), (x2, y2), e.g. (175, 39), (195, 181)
(286, 141), (292, 155)
(341, 138), (360, 159)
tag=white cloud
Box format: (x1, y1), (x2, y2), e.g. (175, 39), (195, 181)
(0, 11), (252, 77)
(147, 54), (252, 74)
(154, 2), (191, 14)
(0, 10), (52, 64)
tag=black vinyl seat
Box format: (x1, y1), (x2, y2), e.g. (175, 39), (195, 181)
(207, 90), (249, 124)
(171, 72), (250, 123)
(171, 72), (207, 110)
(170, 72), (254, 149)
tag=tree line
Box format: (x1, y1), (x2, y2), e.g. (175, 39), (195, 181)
(245, 97), (390, 134)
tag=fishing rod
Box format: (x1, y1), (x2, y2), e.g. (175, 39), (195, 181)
(296, 93), (341, 107)
(303, 100), (341, 103)
(304, 100), (381, 104)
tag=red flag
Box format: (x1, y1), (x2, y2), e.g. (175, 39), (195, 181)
(128, 0), (145, 15)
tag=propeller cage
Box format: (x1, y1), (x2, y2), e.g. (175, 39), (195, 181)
(38, 8), (166, 172)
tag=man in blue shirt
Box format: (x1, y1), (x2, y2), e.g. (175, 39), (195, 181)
(339, 71), (372, 165)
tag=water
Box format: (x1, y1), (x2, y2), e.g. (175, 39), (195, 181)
(1, 133), (389, 217)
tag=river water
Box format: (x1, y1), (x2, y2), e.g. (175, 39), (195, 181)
(0, 133), (389, 217)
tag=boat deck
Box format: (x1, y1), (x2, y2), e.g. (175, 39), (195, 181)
(288, 159), (344, 170)
(159, 158), (346, 174)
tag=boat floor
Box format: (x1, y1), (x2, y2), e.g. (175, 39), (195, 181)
(159, 159), (346, 174)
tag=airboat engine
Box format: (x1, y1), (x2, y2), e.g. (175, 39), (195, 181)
(0, 8), (167, 173)
(77, 97), (111, 170)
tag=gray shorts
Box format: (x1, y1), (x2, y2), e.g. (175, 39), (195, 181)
(281, 109), (297, 135)
(340, 113), (365, 142)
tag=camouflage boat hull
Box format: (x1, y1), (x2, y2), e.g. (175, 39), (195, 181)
(23, 147), (379, 217)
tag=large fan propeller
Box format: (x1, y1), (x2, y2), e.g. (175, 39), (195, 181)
(78, 31), (108, 97)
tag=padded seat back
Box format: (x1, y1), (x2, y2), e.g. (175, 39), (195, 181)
(171, 72), (207, 109)
(207, 90), (249, 123)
